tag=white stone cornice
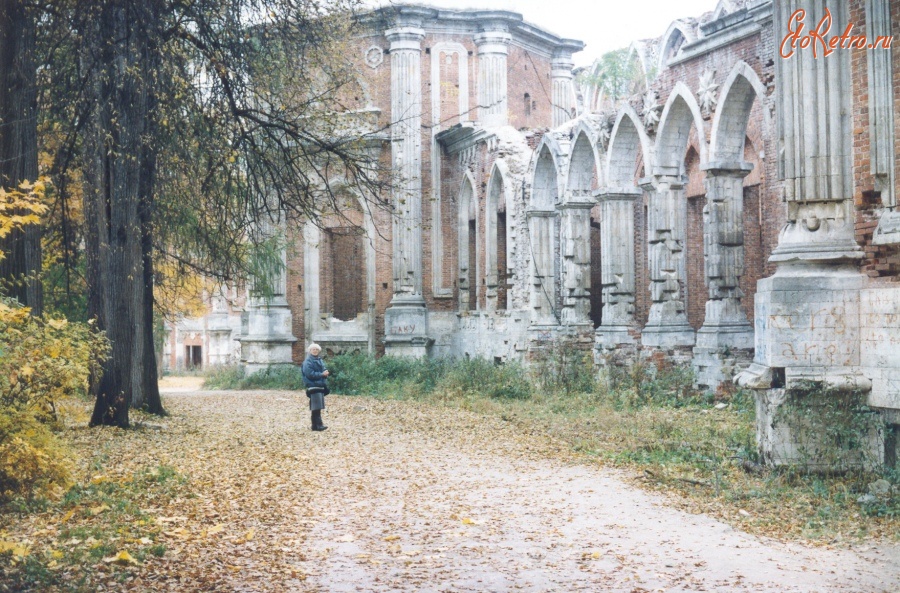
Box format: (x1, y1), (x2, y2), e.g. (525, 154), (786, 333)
(385, 26), (425, 50)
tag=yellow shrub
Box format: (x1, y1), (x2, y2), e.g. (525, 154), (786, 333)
(0, 299), (108, 503)
(0, 410), (72, 503)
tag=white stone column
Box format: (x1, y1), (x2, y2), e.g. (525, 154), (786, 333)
(735, 0), (869, 467)
(693, 162), (754, 390)
(384, 23), (431, 356)
(697, 162), (754, 341)
(559, 193), (594, 326)
(641, 175), (694, 348)
(474, 27), (511, 128)
(387, 24), (425, 300)
(551, 51), (575, 129)
(595, 189), (640, 348)
(527, 209), (556, 324)
(239, 215), (296, 374)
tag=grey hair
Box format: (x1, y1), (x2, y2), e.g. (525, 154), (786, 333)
(307, 343), (322, 354)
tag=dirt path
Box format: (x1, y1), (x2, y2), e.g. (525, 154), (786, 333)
(135, 389), (899, 592)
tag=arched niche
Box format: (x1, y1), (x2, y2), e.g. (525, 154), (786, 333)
(457, 174), (477, 312)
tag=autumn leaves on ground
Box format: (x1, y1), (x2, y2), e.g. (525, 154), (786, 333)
(1, 372), (899, 592)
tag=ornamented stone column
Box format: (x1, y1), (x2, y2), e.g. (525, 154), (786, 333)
(641, 175), (695, 348)
(693, 162), (754, 390)
(239, 215), (296, 374)
(594, 189), (640, 349)
(474, 26), (510, 128)
(384, 22), (432, 357)
(551, 51), (575, 128)
(558, 192), (594, 326)
(735, 0), (869, 468)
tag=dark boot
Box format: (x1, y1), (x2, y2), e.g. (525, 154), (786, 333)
(312, 410), (327, 431)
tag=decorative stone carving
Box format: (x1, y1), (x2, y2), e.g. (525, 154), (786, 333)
(364, 45), (384, 69)
(697, 69), (718, 117)
(642, 90), (662, 134)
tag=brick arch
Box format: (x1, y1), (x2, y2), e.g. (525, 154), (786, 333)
(606, 105), (653, 190)
(709, 61), (770, 163)
(655, 82), (707, 174)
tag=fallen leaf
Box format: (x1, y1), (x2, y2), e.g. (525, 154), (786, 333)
(383, 535), (400, 542)
(89, 504), (109, 516)
(103, 550), (140, 565)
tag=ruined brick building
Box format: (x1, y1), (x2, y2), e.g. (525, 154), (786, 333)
(165, 0), (900, 466)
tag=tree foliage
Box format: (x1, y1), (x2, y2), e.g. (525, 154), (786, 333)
(20, 0), (393, 427)
(579, 47), (645, 111)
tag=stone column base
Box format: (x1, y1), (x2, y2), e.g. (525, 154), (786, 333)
(754, 387), (883, 471)
(693, 346), (753, 393)
(240, 337), (297, 375)
(384, 296), (432, 358)
(640, 323), (695, 349)
(692, 322), (754, 392)
(594, 325), (639, 367)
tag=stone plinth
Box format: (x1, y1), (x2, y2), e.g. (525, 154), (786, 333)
(384, 295), (432, 357)
(239, 298), (296, 375)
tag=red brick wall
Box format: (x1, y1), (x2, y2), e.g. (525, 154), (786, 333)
(850, 0), (900, 281)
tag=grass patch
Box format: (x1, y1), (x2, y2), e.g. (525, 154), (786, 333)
(0, 464), (189, 592)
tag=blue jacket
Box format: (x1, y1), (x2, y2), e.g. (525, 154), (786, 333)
(301, 353), (328, 389)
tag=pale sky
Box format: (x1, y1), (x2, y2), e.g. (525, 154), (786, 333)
(386, 0), (721, 66)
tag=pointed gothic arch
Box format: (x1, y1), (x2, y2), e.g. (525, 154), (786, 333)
(709, 61), (770, 163)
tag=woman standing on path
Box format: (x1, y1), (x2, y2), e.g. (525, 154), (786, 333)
(301, 343), (329, 431)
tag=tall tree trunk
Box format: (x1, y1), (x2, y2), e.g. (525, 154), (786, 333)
(0, 0), (41, 315)
(84, 0), (164, 427)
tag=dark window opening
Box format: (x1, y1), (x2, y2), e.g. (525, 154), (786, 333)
(186, 345), (202, 370)
(468, 219), (477, 309)
(497, 212), (508, 310)
(524, 93), (531, 118)
(589, 220), (603, 328)
(771, 367), (786, 389)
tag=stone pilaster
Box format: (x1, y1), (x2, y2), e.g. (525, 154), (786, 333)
(558, 192), (594, 327)
(384, 23), (431, 356)
(527, 209), (556, 325)
(239, 216), (296, 374)
(693, 162), (754, 390)
(551, 51), (575, 128)
(475, 26), (511, 128)
(594, 189), (640, 349)
(641, 175), (695, 348)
